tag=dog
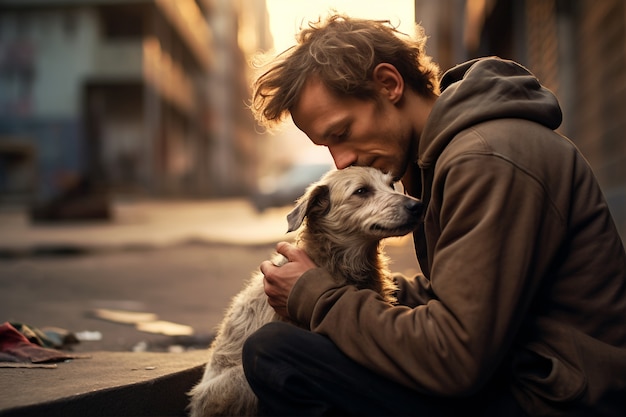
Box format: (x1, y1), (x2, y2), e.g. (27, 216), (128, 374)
(188, 166), (422, 416)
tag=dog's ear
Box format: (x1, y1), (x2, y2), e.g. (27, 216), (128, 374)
(286, 184), (331, 233)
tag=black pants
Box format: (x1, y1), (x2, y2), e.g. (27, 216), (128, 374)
(242, 322), (526, 416)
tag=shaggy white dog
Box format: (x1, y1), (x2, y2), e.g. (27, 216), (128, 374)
(188, 166), (422, 416)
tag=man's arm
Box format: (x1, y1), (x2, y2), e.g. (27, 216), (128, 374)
(283, 154), (564, 394)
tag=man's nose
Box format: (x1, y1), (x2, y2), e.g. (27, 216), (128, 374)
(329, 147), (357, 170)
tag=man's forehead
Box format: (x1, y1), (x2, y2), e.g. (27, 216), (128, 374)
(291, 78), (340, 137)
(291, 76), (331, 112)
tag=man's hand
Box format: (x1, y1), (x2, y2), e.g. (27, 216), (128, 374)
(260, 242), (317, 318)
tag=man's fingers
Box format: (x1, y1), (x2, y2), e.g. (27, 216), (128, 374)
(275, 241), (297, 260)
(259, 243), (312, 320)
(259, 260), (275, 278)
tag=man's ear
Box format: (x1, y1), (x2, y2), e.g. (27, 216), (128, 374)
(286, 184), (331, 233)
(373, 63), (404, 104)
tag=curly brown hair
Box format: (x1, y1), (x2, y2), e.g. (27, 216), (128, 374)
(250, 14), (440, 129)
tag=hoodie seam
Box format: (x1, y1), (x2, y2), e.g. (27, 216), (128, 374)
(439, 129), (566, 225)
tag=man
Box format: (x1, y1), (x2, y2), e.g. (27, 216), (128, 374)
(243, 14), (626, 416)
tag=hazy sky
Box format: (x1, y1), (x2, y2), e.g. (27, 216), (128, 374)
(266, 0), (416, 52)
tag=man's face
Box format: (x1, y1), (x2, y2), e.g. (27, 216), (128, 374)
(290, 77), (415, 180)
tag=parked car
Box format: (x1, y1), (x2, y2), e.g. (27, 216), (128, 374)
(250, 163), (334, 212)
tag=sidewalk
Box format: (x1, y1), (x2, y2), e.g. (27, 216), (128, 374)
(0, 198), (291, 416)
(0, 197), (416, 416)
(0, 198), (295, 257)
(0, 350), (207, 417)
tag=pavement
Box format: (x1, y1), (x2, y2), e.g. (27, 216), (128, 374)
(0, 350), (207, 417)
(0, 197), (417, 416)
(0, 197), (296, 257)
(0, 197), (295, 416)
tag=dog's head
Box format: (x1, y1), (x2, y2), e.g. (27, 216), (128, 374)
(287, 166), (422, 241)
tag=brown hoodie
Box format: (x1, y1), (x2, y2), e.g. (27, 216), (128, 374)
(287, 57), (626, 416)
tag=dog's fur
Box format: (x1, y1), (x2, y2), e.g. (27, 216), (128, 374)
(188, 166), (422, 417)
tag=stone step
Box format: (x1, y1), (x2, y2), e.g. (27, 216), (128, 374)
(0, 351), (208, 417)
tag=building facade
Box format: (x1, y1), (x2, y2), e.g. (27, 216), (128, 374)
(0, 0), (271, 219)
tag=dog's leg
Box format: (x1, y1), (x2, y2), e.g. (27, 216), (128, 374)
(189, 272), (279, 416)
(188, 364), (257, 417)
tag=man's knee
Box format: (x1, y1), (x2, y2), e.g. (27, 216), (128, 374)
(242, 322), (291, 379)
(244, 322), (286, 358)
(244, 321), (312, 404)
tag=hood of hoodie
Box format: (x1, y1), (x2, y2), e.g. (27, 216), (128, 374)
(418, 57), (563, 168)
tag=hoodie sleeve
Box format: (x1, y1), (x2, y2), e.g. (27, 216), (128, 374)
(393, 273), (436, 308)
(287, 136), (566, 395)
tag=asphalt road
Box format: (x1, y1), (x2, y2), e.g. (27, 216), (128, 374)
(0, 238), (419, 353)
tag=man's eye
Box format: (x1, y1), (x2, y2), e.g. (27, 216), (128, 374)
(335, 130), (349, 141)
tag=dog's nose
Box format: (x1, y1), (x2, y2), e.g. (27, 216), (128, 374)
(405, 198), (423, 215)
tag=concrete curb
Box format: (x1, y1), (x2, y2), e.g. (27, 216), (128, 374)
(0, 351), (208, 417)
(0, 199), (294, 259)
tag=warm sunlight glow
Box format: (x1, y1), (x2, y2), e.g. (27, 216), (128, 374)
(259, 1), (415, 168)
(266, 0), (416, 53)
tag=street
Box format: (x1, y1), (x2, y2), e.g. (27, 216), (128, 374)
(0, 243), (274, 352)
(0, 200), (420, 353)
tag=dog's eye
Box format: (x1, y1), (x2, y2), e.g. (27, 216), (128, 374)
(353, 187), (370, 196)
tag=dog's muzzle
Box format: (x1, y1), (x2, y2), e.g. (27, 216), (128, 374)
(404, 198), (423, 217)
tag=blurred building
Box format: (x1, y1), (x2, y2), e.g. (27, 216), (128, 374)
(416, 0), (626, 242)
(206, 0), (273, 197)
(0, 0), (271, 219)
